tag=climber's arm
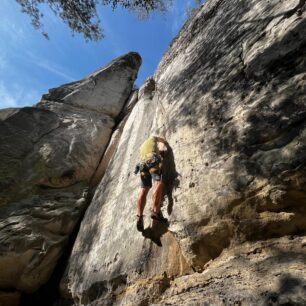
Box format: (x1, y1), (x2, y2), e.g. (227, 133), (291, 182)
(155, 136), (168, 158)
(155, 136), (168, 145)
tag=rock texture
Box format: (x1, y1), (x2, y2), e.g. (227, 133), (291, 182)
(153, 236), (306, 306)
(41, 54), (141, 117)
(62, 0), (306, 305)
(0, 52), (141, 303)
(153, 0), (306, 270)
(60, 76), (191, 305)
(89, 89), (139, 187)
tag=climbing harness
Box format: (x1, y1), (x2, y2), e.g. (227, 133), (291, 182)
(134, 153), (162, 176)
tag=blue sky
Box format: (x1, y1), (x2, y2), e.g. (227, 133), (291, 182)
(0, 0), (202, 109)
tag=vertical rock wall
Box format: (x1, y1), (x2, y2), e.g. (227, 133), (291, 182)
(154, 0), (306, 269)
(61, 77), (191, 305)
(0, 52), (141, 305)
(63, 0), (306, 305)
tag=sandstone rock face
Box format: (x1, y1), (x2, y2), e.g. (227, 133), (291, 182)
(89, 89), (139, 187)
(42, 53), (141, 117)
(61, 77), (192, 305)
(0, 52), (141, 301)
(153, 236), (306, 306)
(154, 0), (306, 269)
(62, 1), (306, 305)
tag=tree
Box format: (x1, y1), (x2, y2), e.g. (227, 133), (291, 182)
(15, 0), (172, 40)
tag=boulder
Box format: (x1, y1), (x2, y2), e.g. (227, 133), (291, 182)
(89, 89), (139, 187)
(62, 0), (306, 305)
(41, 52), (141, 117)
(61, 77), (191, 304)
(0, 52), (141, 301)
(152, 236), (306, 306)
(154, 0), (306, 269)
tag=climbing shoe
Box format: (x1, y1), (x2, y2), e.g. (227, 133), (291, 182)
(151, 211), (167, 223)
(136, 215), (144, 232)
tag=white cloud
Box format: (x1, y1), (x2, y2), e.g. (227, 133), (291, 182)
(0, 18), (26, 46)
(169, 1), (190, 35)
(0, 82), (17, 108)
(25, 51), (76, 82)
(34, 60), (76, 82)
(100, 16), (124, 56)
(0, 82), (40, 109)
(21, 88), (41, 105)
(169, 0), (205, 34)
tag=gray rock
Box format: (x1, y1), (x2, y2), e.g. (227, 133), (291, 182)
(153, 0), (306, 270)
(0, 184), (88, 293)
(90, 89), (139, 187)
(0, 291), (20, 306)
(60, 77), (192, 304)
(62, 0), (306, 305)
(153, 236), (306, 306)
(0, 52), (141, 300)
(41, 52), (141, 117)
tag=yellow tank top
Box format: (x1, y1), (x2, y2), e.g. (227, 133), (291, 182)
(140, 136), (160, 162)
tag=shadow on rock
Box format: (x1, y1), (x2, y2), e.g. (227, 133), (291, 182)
(161, 143), (180, 216)
(265, 273), (306, 305)
(142, 218), (169, 247)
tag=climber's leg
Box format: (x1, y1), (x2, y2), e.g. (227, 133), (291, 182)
(137, 186), (150, 217)
(151, 179), (164, 214)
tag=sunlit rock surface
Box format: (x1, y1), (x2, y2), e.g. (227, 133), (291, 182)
(0, 52), (141, 303)
(153, 236), (306, 306)
(154, 0), (306, 270)
(62, 0), (306, 305)
(61, 76), (191, 305)
(41, 53), (141, 117)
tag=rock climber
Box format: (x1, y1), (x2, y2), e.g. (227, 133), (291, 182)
(134, 135), (168, 231)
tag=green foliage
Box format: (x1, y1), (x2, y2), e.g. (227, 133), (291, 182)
(15, 0), (172, 41)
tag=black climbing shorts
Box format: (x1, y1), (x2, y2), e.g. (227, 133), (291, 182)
(140, 165), (162, 188)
